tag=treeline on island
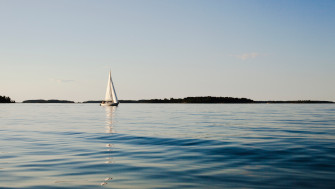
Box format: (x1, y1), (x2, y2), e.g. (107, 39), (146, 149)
(3, 96), (334, 104)
(84, 96), (333, 104)
(0, 95), (15, 103)
(22, 99), (74, 103)
(119, 96), (254, 103)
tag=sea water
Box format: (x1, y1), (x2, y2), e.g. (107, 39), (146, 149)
(0, 103), (335, 188)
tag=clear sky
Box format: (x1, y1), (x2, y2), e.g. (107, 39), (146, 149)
(1, 0), (335, 102)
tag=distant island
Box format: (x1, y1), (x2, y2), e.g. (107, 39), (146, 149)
(83, 96), (334, 104)
(22, 99), (75, 103)
(12, 96), (335, 104)
(120, 96), (254, 103)
(0, 95), (15, 103)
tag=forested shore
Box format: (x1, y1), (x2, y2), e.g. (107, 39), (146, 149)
(0, 96), (15, 103)
(85, 96), (334, 104)
(22, 99), (75, 103)
(2, 96), (333, 103)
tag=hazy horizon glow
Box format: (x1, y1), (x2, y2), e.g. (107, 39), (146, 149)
(1, 0), (335, 102)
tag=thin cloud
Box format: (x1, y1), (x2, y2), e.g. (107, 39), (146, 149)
(58, 79), (75, 83)
(231, 52), (263, 60)
(50, 78), (75, 83)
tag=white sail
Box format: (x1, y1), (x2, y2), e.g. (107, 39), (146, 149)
(111, 74), (118, 103)
(102, 70), (118, 105)
(104, 71), (113, 101)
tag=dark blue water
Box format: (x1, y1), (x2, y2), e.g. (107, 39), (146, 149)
(1, 104), (335, 188)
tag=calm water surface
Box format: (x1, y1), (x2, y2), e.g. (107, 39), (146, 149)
(1, 104), (335, 188)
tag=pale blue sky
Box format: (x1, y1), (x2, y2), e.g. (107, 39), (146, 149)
(1, 0), (335, 102)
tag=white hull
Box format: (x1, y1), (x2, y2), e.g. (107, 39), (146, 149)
(100, 102), (119, 106)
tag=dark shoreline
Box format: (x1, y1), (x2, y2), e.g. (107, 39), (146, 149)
(83, 97), (334, 104)
(0, 95), (15, 103)
(13, 97), (334, 104)
(22, 99), (75, 103)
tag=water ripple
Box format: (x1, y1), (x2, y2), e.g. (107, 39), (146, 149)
(1, 104), (335, 188)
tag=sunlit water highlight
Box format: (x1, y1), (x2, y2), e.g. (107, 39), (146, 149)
(1, 104), (335, 188)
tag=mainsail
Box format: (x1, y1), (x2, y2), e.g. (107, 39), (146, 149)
(104, 70), (118, 104)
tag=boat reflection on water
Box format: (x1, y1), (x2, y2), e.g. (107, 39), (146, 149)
(105, 106), (117, 134)
(100, 106), (117, 186)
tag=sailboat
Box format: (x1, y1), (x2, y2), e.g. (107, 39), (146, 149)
(100, 70), (119, 106)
